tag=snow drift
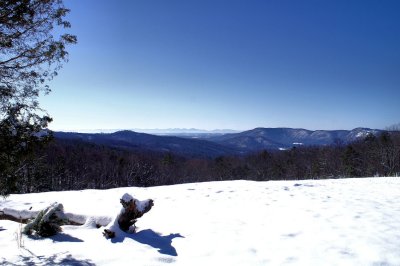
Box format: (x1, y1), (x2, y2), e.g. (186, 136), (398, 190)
(1, 177), (399, 265)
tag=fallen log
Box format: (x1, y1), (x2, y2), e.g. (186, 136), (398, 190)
(0, 209), (84, 226)
(0, 211), (30, 224)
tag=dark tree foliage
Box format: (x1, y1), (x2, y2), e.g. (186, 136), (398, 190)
(342, 145), (362, 177)
(0, 0), (76, 196)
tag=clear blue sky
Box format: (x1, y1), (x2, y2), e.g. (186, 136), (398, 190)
(42, 0), (400, 131)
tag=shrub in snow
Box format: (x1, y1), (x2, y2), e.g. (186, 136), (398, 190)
(103, 193), (154, 238)
(23, 202), (68, 237)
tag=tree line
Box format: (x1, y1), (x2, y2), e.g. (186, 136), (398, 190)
(9, 131), (400, 194)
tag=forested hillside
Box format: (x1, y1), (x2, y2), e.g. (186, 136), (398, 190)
(12, 131), (400, 194)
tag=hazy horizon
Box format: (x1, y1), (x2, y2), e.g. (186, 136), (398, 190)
(50, 125), (389, 135)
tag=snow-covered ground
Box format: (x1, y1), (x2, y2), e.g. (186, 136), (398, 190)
(1, 177), (399, 265)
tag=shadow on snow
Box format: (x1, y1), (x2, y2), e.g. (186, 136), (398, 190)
(25, 233), (84, 243)
(50, 233), (84, 243)
(1, 252), (95, 266)
(110, 229), (184, 256)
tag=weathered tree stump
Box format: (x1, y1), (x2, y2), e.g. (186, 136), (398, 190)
(103, 193), (153, 238)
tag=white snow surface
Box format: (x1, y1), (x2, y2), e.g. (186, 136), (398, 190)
(1, 177), (399, 265)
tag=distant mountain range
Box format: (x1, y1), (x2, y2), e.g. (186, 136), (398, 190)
(54, 127), (382, 157)
(53, 130), (238, 158)
(133, 128), (239, 135)
(57, 128), (239, 135)
(207, 127), (382, 152)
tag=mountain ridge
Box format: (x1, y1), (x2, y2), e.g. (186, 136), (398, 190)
(53, 127), (383, 157)
(53, 130), (239, 158)
(207, 127), (382, 152)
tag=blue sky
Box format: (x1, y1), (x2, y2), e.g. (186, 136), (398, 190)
(42, 0), (400, 131)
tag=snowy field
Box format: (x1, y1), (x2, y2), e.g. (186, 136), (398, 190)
(1, 177), (399, 265)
